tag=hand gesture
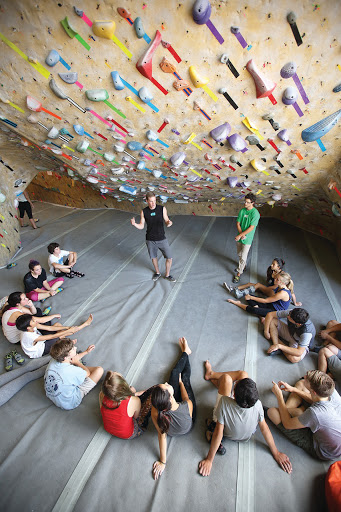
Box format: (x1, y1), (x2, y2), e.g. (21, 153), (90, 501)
(27, 300), (34, 308)
(271, 380), (283, 399)
(153, 461), (166, 480)
(277, 381), (294, 393)
(166, 220), (172, 228)
(130, 217), (135, 226)
(198, 459), (212, 477)
(319, 330), (328, 340)
(86, 344), (95, 354)
(53, 314), (62, 319)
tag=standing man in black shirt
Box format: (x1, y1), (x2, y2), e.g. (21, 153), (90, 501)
(131, 192), (176, 282)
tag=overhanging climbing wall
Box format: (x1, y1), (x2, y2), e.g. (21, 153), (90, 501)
(0, 0), (340, 265)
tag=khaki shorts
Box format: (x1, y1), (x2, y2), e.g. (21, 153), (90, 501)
(79, 377), (97, 398)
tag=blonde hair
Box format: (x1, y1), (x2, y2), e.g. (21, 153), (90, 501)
(101, 371), (134, 407)
(306, 370), (335, 398)
(277, 271), (294, 293)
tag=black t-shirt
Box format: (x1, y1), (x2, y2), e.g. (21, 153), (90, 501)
(24, 268), (47, 293)
(143, 205), (166, 241)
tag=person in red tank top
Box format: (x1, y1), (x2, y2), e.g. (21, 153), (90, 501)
(99, 371), (155, 439)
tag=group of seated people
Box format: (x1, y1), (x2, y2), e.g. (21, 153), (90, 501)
(1, 252), (341, 480)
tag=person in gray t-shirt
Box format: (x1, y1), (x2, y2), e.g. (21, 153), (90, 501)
(268, 370), (341, 461)
(264, 308), (315, 362)
(198, 363), (292, 477)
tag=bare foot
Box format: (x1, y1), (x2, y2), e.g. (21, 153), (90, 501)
(227, 299), (241, 305)
(85, 314), (93, 326)
(179, 336), (192, 355)
(204, 360), (212, 381)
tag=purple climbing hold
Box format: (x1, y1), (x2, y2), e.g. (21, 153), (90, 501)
(227, 176), (238, 188)
(209, 122), (231, 143)
(192, 0), (211, 25)
(227, 134), (247, 152)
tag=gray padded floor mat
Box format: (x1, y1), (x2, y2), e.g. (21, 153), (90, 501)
(0, 204), (340, 512)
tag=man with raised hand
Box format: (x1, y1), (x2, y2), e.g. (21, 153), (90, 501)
(131, 191), (176, 282)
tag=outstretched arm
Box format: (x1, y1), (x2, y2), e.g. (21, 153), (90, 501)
(131, 210), (145, 230)
(198, 421), (224, 477)
(259, 419), (292, 473)
(245, 289), (288, 304)
(151, 408), (167, 480)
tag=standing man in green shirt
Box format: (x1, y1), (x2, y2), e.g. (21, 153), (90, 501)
(232, 193), (260, 283)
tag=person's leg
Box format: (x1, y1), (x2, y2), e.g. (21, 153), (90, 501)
(236, 243), (251, 276)
(178, 338), (196, 422)
(245, 303), (275, 317)
(138, 385), (158, 430)
(87, 366), (104, 383)
(285, 379), (309, 415)
(146, 241), (161, 276)
(151, 257), (160, 274)
(68, 253), (77, 266)
(165, 258), (172, 278)
(227, 299), (248, 311)
(269, 317), (280, 344)
(25, 202), (37, 229)
(204, 361), (247, 390)
(18, 202), (26, 227)
(168, 352), (188, 402)
(47, 277), (64, 290)
(318, 346), (339, 373)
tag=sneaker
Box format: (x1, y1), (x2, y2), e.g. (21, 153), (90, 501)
(165, 275), (176, 283)
(152, 273), (161, 281)
(42, 306), (52, 316)
(5, 352), (13, 372)
(223, 282), (233, 293)
(55, 287), (63, 294)
(12, 349), (25, 366)
(232, 275), (240, 284)
(234, 288), (244, 299)
(217, 443), (226, 456)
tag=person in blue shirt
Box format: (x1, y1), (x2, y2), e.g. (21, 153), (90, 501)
(44, 338), (103, 410)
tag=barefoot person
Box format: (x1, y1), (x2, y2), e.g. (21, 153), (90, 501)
(16, 313), (93, 359)
(227, 272), (293, 317)
(151, 337), (196, 480)
(44, 338), (103, 410)
(99, 372), (155, 439)
(131, 191), (176, 282)
(267, 371), (341, 461)
(263, 308), (316, 362)
(198, 361), (292, 477)
(24, 260), (64, 302)
(232, 193), (260, 284)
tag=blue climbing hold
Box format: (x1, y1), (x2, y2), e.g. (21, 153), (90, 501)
(127, 141), (143, 151)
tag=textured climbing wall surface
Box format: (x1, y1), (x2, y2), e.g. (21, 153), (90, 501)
(0, 0), (340, 265)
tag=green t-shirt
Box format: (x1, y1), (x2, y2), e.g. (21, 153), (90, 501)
(237, 207), (260, 245)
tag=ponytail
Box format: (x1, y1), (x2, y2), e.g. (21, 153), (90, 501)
(151, 386), (172, 434)
(278, 271), (294, 293)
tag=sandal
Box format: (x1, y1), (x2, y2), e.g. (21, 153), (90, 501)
(232, 274), (240, 284)
(205, 418), (216, 432)
(5, 352), (13, 371)
(12, 349), (25, 365)
(65, 272), (74, 279)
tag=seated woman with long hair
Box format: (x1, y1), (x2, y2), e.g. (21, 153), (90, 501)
(224, 258), (301, 306)
(99, 372), (154, 439)
(151, 337), (196, 480)
(227, 271), (294, 317)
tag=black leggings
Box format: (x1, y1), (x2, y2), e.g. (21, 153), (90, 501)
(18, 201), (32, 219)
(168, 353), (196, 423)
(246, 298), (276, 317)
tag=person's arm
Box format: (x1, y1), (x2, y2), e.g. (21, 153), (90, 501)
(151, 407), (167, 480)
(320, 326), (341, 349)
(33, 325), (79, 343)
(99, 391), (104, 408)
(323, 323), (341, 335)
(163, 207), (172, 227)
(271, 381), (309, 429)
(264, 311), (278, 339)
(258, 420), (292, 473)
(245, 289), (288, 304)
(268, 343), (305, 357)
(42, 280), (57, 296)
(129, 396), (141, 419)
(33, 314), (61, 324)
(235, 225), (256, 242)
(236, 221), (242, 234)
(131, 210), (145, 229)
(291, 292), (302, 307)
(198, 421), (224, 477)
(23, 190), (33, 208)
(276, 380), (313, 404)
(70, 344), (95, 377)
(51, 261), (72, 271)
(21, 300), (37, 315)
